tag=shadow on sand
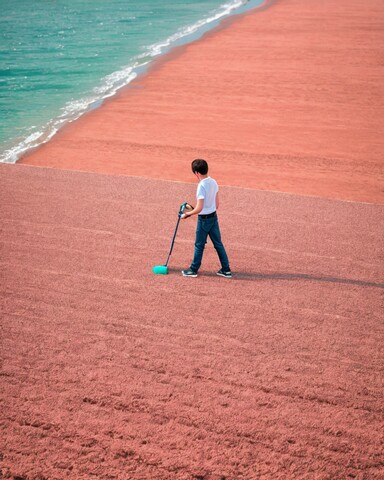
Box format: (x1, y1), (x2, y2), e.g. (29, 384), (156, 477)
(169, 268), (383, 288)
(228, 271), (384, 289)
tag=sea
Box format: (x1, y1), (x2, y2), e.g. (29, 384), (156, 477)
(0, 0), (264, 164)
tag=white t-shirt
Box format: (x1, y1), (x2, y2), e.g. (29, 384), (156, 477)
(196, 176), (218, 215)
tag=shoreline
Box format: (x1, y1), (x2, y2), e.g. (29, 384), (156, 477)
(20, 0), (384, 204)
(1, 0), (270, 165)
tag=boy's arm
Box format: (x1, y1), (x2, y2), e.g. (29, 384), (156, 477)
(216, 192), (220, 210)
(183, 198), (204, 218)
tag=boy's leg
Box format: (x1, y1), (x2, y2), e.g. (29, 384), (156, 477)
(209, 217), (230, 272)
(190, 217), (209, 272)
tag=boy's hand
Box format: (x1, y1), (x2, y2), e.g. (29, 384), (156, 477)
(181, 204), (193, 219)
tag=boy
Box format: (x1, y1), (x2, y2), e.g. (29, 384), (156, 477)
(181, 159), (232, 278)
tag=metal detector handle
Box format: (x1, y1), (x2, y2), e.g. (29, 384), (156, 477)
(178, 202), (188, 217)
(179, 202), (194, 218)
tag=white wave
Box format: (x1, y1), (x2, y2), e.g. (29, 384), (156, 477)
(93, 66), (138, 96)
(0, 128), (58, 164)
(143, 0), (245, 58)
(0, 68), (140, 164)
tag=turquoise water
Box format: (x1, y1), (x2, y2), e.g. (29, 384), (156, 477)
(1, 0), (263, 163)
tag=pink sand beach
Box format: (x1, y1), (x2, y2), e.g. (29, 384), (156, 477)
(2, 1), (384, 478)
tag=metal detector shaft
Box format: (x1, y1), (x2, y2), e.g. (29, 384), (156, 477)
(164, 216), (181, 267)
(164, 202), (187, 267)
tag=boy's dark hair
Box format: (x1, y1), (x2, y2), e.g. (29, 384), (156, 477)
(191, 159), (208, 175)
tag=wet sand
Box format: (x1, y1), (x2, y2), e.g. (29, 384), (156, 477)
(21, 0), (384, 203)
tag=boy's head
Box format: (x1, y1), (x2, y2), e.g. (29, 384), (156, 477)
(191, 159), (208, 176)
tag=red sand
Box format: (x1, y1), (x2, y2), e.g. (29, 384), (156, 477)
(20, 0), (384, 204)
(1, 163), (384, 479)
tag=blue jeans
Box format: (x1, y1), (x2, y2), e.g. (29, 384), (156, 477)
(191, 214), (230, 273)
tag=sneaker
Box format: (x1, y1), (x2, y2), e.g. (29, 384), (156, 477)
(216, 269), (232, 278)
(182, 268), (198, 277)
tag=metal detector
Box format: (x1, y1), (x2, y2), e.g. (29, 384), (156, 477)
(152, 202), (192, 274)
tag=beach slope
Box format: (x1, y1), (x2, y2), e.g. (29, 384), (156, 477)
(20, 0), (384, 203)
